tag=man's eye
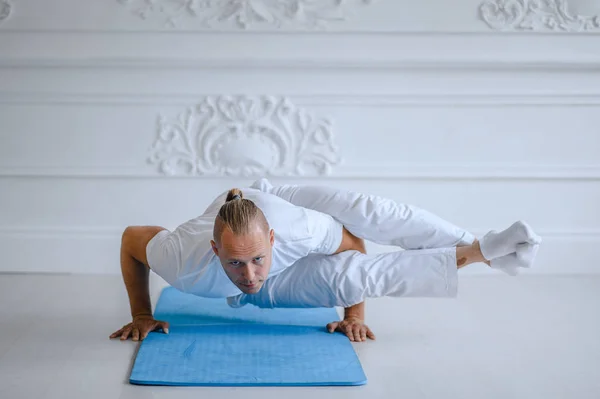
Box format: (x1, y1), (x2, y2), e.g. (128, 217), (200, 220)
(230, 261), (240, 266)
(254, 257), (263, 262)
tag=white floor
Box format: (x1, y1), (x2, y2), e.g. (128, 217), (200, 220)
(1, 273), (599, 399)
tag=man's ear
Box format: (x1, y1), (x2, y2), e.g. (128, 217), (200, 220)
(269, 229), (274, 246)
(210, 240), (219, 256)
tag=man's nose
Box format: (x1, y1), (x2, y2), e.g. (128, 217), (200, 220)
(241, 265), (256, 281)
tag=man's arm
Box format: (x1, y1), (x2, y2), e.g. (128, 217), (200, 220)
(121, 244), (152, 319)
(326, 227), (376, 342)
(110, 226), (170, 341)
(333, 227), (367, 324)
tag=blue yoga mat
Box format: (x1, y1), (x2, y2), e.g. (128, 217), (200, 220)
(129, 287), (367, 386)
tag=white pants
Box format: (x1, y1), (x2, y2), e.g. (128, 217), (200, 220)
(228, 178), (476, 309)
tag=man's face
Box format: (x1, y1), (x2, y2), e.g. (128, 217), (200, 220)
(211, 224), (274, 294)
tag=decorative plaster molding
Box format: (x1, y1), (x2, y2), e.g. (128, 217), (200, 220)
(147, 96), (341, 177)
(0, 0), (13, 23)
(480, 0), (600, 31)
(117, 0), (374, 29)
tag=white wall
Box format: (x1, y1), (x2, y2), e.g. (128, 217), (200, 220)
(1, 0), (599, 275)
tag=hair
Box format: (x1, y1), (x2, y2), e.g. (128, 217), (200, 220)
(213, 188), (270, 244)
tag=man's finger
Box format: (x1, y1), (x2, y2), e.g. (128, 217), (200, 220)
(141, 328), (150, 340)
(345, 325), (355, 342)
(120, 328), (131, 341)
(366, 328), (376, 340)
(132, 328), (140, 342)
(110, 329), (123, 339)
(158, 321), (170, 334)
(112, 322), (134, 339)
(326, 322), (338, 333)
(353, 325), (362, 342)
(360, 328), (367, 342)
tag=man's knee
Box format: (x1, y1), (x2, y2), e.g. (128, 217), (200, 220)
(122, 225), (166, 265)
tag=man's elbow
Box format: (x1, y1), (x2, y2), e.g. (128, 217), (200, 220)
(333, 227), (366, 254)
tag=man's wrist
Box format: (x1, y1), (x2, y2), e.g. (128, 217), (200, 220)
(343, 315), (364, 323)
(133, 312), (153, 320)
(344, 302), (365, 322)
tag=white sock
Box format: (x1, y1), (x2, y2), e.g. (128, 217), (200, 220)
(479, 221), (542, 260)
(489, 255), (520, 276)
(516, 242), (540, 267)
(489, 242), (540, 275)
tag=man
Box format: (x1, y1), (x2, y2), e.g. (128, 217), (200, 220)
(110, 178), (541, 343)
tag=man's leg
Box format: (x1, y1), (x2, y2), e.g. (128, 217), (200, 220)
(252, 178), (475, 249)
(251, 178), (541, 270)
(228, 242), (488, 310)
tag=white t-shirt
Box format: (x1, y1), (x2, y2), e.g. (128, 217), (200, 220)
(146, 186), (343, 298)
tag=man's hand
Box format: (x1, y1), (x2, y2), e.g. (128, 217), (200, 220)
(326, 317), (375, 342)
(110, 315), (170, 341)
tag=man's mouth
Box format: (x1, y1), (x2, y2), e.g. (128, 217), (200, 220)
(240, 282), (260, 290)
(241, 283), (256, 288)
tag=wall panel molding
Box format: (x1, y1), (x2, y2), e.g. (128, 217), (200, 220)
(2, 33), (599, 69)
(3, 226), (599, 238)
(1, 93), (597, 180)
(2, 92), (600, 106)
(1, 164), (599, 180)
(0, 226), (597, 274)
(2, 58), (600, 71)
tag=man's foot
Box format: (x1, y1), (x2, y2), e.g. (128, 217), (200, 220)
(487, 242), (541, 275)
(479, 221), (542, 261)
